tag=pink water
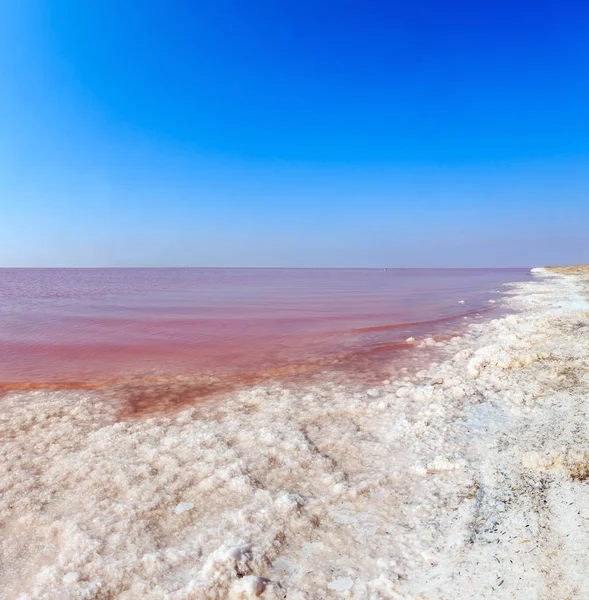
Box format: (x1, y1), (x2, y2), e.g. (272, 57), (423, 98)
(0, 268), (530, 412)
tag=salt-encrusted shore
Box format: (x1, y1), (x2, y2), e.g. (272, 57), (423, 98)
(1, 267), (589, 599)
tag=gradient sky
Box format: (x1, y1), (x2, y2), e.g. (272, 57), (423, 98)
(1, 1), (588, 267)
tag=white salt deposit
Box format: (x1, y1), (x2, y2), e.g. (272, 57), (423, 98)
(62, 573), (79, 585)
(174, 502), (195, 515)
(328, 576), (354, 591)
(2, 268), (589, 598)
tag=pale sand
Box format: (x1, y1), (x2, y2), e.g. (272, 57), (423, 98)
(545, 264), (589, 275)
(1, 268), (589, 598)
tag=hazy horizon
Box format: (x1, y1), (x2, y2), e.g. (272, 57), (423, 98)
(0, 265), (534, 270)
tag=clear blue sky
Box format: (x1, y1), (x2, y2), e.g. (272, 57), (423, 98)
(1, 1), (588, 267)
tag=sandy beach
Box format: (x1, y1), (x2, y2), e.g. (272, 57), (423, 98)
(1, 266), (589, 599)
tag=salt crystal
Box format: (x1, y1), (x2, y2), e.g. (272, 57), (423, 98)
(231, 575), (266, 596)
(174, 502), (194, 514)
(328, 576), (354, 591)
(63, 572), (79, 584)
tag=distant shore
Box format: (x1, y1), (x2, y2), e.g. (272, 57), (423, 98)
(1, 267), (589, 598)
(545, 264), (589, 275)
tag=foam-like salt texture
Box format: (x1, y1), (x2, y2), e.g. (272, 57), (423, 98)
(2, 268), (589, 598)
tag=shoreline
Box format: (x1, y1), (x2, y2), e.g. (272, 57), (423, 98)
(445, 267), (589, 598)
(0, 267), (529, 399)
(0, 306), (507, 421)
(1, 268), (588, 598)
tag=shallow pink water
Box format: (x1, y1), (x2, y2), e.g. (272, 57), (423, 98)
(0, 268), (530, 400)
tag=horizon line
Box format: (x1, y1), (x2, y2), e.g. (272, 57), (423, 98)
(0, 265), (534, 270)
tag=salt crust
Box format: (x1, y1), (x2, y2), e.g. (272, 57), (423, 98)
(1, 269), (589, 598)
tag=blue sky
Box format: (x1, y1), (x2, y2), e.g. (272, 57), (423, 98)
(1, 1), (588, 267)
